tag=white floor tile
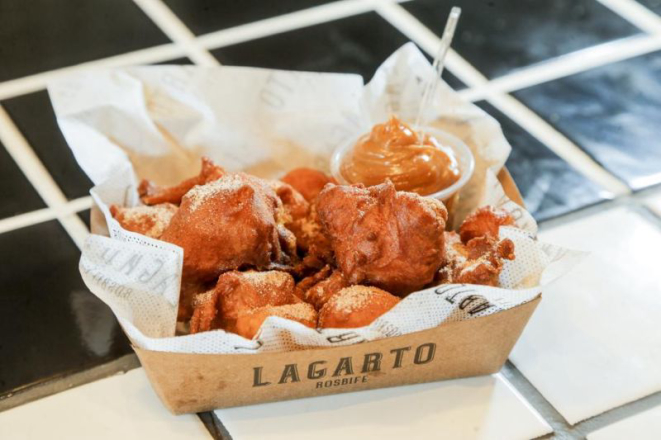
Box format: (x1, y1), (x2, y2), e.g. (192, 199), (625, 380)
(214, 374), (552, 440)
(644, 192), (661, 217)
(0, 369), (210, 440)
(587, 405), (661, 440)
(511, 207), (661, 424)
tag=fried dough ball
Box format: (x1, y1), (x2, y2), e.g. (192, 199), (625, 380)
(270, 180), (311, 251)
(317, 180), (448, 296)
(319, 286), (399, 329)
(160, 172), (293, 283)
(235, 303), (317, 339)
(437, 231), (515, 286)
(295, 265), (333, 299)
(189, 270), (299, 334)
(281, 167), (336, 202)
(138, 157), (224, 206)
(189, 289), (219, 334)
(109, 203), (177, 239)
(180, 278), (216, 322)
(459, 206), (514, 243)
(302, 270), (350, 310)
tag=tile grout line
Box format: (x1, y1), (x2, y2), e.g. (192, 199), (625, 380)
(0, 0), (387, 101)
(598, 0), (661, 34)
(459, 34), (661, 102)
(0, 43), (185, 101)
(0, 196), (91, 235)
(131, 0), (220, 66)
(483, 92), (631, 196)
(495, 371), (556, 436)
(195, 0), (383, 51)
(375, 3), (661, 436)
(374, 1), (631, 197)
(0, 106), (89, 248)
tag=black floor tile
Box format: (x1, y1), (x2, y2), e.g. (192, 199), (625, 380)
(78, 209), (91, 230)
(0, 140), (46, 220)
(211, 12), (459, 88)
(0, 0), (169, 82)
(3, 91), (93, 200)
(154, 57), (193, 65)
(638, 0), (661, 14)
(163, 0), (333, 35)
(476, 102), (611, 221)
(404, 0), (640, 78)
(513, 51), (661, 190)
(0, 221), (131, 396)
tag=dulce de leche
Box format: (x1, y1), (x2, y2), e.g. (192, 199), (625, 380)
(340, 117), (461, 196)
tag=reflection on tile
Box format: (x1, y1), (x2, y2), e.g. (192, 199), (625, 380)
(587, 404), (661, 440)
(514, 51), (661, 190)
(476, 101), (610, 221)
(0, 221), (131, 396)
(0, 369), (210, 440)
(215, 374), (552, 440)
(404, 0), (640, 78)
(0, 0), (169, 82)
(511, 207), (661, 424)
(638, 0), (661, 14)
(3, 91), (93, 200)
(163, 0), (332, 35)
(212, 13), (413, 84)
(0, 139), (46, 219)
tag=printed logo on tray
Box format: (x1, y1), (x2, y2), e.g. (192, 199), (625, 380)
(252, 342), (437, 390)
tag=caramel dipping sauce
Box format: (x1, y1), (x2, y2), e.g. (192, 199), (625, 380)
(340, 117), (461, 196)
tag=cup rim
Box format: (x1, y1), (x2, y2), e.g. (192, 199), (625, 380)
(330, 125), (476, 201)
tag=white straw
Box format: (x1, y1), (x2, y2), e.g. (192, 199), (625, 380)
(414, 6), (461, 138)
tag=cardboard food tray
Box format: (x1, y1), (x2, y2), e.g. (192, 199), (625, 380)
(129, 168), (541, 414)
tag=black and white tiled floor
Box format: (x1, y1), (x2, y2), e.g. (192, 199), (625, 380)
(1, 0), (661, 438)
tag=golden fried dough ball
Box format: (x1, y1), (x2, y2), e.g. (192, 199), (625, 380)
(235, 303), (317, 339)
(189, 289), (219, 334)
(139, 157), (225, 206)
(316, 180), (448, 296)
(189, 270), (299, 334)
(319, 286), (399, 329)
(437, 231), (515, 287)
(295, 265), (333, 299)
(160, 172), (293, 283)
(303, 270), (349, 310)
(110, 203), (177, 239)
(280, 167), (336, 202)
(270, 180), (334, 274)
(216, 270), (299, 332)
(459, 206), (514, 243)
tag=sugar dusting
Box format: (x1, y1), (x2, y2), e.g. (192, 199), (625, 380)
(251, 303), (316, 321)
(186, 174), (247, 211)
(118, 203), (176, 238)
(241, 271), (289, 294)
(331, 286), (377, 314)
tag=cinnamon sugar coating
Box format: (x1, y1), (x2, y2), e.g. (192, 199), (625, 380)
(319, 285), (399, 329)
(190, 270), (299, 335)
(235, 303), (317, 339)
(110, 203), (177, 239)
(160, 172), (294, 284)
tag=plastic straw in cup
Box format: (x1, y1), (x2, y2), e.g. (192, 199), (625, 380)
(414, 7), (461, 140)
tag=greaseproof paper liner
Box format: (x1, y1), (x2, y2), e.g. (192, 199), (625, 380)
(50, 43), (583, 354)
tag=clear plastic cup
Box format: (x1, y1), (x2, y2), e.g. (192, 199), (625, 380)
(330, 126), (475, 213)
